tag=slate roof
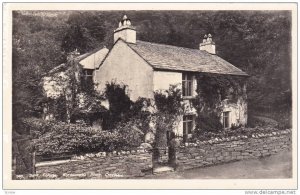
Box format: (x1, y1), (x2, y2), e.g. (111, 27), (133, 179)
(127, 40), (248, 76)
(46, 46), (109, 76)
(47, 63), (67, 75)
(74, 47), (109, 69)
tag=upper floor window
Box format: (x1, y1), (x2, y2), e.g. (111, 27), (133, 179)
(182, 73), (193, 97)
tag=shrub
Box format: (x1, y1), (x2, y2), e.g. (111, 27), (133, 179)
(103, 82), (132, 129)
(114, 120), (144, 150)
(247, 115), (278, 128)
(193, 112), (223, 135)
(21, 117), (54, 138)
(30, 118), (143, 156)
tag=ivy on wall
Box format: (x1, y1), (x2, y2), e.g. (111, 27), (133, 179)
(192, 73), (247, 133)
(45, 51), (105, 124)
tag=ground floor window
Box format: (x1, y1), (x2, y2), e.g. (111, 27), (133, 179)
(183, 115), (194, 135)
(223, 111), (230, 128)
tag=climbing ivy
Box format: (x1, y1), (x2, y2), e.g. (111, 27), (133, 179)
(195, 73), (245, 107)
(44, 51), (105, 124)
(192, 73), (247, 133)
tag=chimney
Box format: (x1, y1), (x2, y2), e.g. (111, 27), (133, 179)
(67, 49), (80, 62)
(113, 15), (136, 44)
(199, 33), (216, 54)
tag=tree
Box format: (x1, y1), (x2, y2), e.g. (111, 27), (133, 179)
(153, 85), (186, 147)
(61, 12), (106, 53)
(12, 11), (66, 135)
(12, 10), (292, 132)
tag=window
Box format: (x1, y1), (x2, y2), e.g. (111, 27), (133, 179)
(81, 69), (94, 90)
(83, 69), (93, 79)
(183, 115), (194, 135)
(182, 73), (193, 97)
(223, 112), (230, 128)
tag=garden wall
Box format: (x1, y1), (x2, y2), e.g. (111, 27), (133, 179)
(35, 149), (152, 179)
(30, 129), (292, 179)
(176, 129), (292, 171)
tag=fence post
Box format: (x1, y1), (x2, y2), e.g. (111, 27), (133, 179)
(32, 151), (36, 174)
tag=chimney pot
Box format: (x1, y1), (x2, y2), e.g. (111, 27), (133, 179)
(203, 34), (207, 43)
(207, 33), (212, 42)
(199, 33), (215, 54)
(114, 15), (136, 44)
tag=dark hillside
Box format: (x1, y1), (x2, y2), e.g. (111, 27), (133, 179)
(12, 10), (292, 133)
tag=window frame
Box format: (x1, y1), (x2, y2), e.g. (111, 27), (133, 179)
(223, 111), (230, 128)
(81, 69), (94, 90)
(183, 114), (194, 135)
(182, 73), (193, 98)
(82, 69), (94, 78)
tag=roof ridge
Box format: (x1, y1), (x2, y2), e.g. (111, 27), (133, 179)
(135, 40), (204, 53)
(75, 46), (108, 62)
(121, 39), (248, 76)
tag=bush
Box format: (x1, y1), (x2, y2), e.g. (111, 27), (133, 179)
(29, 118), (143, 156)
(247, 115), (278, 128)
(103, 82), (132, 130)
(21, 117), (54, 138)
(193, 112), (223, 135)
(114, 120), (144, 149)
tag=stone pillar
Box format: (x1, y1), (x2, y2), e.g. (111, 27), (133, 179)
(168, 138), (180, 168)
(152, 147), (169, 168)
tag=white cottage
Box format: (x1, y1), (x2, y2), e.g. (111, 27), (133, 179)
(93, 15), (248, 136)
(43, 15), (248, 136)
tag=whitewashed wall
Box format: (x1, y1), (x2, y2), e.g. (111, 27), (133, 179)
(94, 40), (154, 101)
(43, 71), (69, 98)
(153, 71), (182, 91)
(80, 48), (109, 69)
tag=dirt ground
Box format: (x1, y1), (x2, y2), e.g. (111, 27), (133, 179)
(146, 150), (292, 179)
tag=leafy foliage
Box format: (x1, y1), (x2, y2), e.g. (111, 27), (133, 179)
(102, 82), (152, 134)
(27, 118), (143, 156)
(46, 96), (68, 121)
(154, 85), (184, 116)
(153, 85), (186, 147)
(12, 10), (292, 139)
(12, 11), (67, 136)
(193, 112), (223, 135)
(191, 74), (246, 133)
(195, 74), (246, 107)
(114, 120), (144, 148)
(61, 12), (106, 53)
(102, 82), (133, 129)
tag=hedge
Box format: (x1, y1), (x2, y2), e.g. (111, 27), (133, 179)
(22, 118), (143, 156)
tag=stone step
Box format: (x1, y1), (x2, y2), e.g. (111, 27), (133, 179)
(153, 166), (174, 174)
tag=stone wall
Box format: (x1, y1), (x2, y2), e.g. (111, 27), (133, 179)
(32, 129), (291, 179)
(35, 149), (152, 179)
(176, 129), (292, 171)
